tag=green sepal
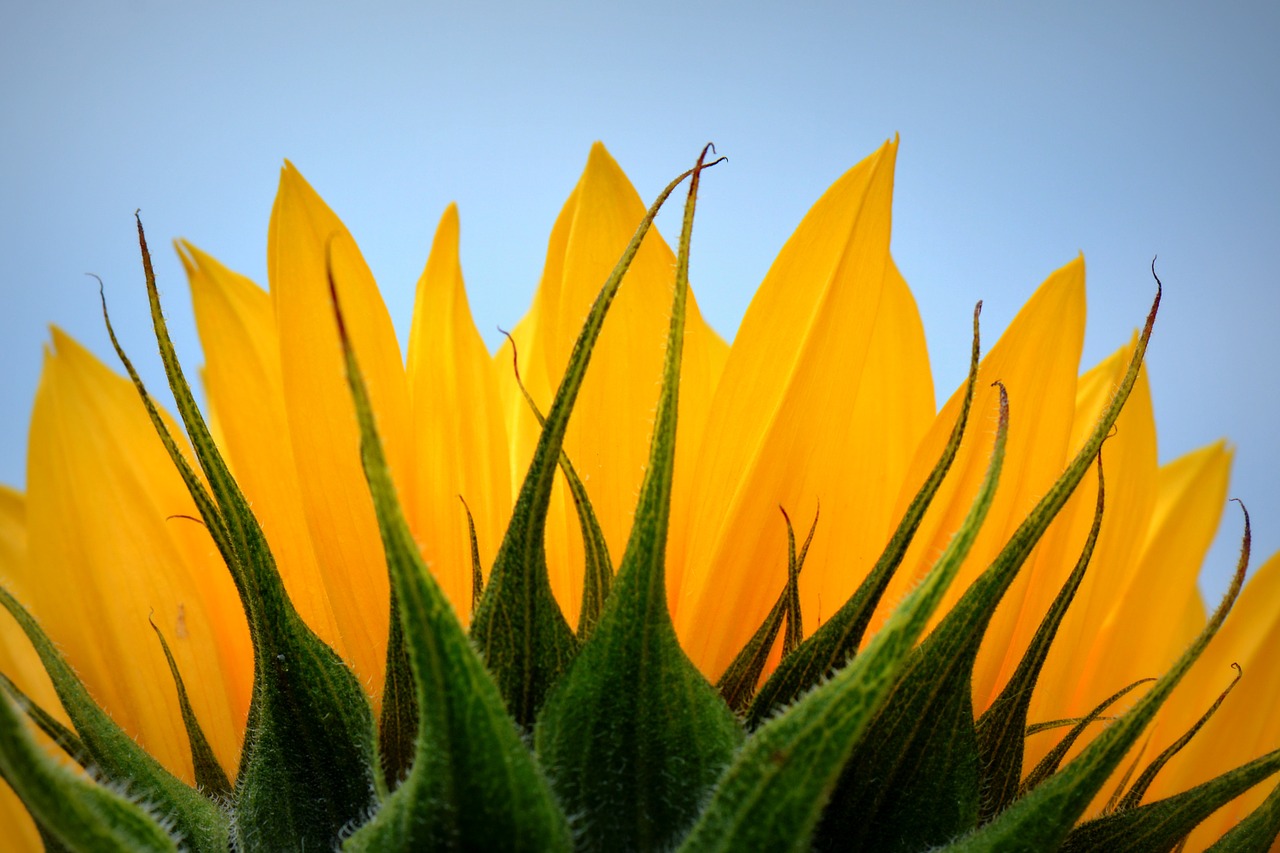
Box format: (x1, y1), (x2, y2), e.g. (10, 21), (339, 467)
(975, 456), (1106, 820)
(1061, 747), (1280, 853)
(461, 497), (485, 614)
(471, 161), (703, 727)
(0, 584), (228, 851)
(378, 592), (417, 791)
(148, 618), (233, 800)
(716, 507), (817, 712)
(677, 385), (1009, 853)
(1113, 662), (1242, 812)
(113, 221), (381, 849)
(535, 147), (742, 851)
(944, 495), (1250, 853)
(331, 261), (571, 852)
(0, 693), (178, 853)
(1207, 777), (1280, 852)
(821, 283), (1156, 850)
(499, 332), (614, 640)
(0, 670), (91, 769)
(780, 506), (816, 659)
(1021, 677), (1155, 795)
(746, 303), (983, 728)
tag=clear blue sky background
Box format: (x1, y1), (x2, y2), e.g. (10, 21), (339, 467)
(2, 2), (1276, 600)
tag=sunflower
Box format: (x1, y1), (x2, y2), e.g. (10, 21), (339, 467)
(1, 140), (1277, 851)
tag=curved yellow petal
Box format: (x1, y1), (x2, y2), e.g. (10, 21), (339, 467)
(182, 243), (345, 658)
(671, 140), (941, 678)
(869, 257), (1086, 665)
(406, 204), (512, 621)
(1009, 345), (1158, 734)
(267, 163), (412, 693)
(23, 331), (248, 780)
(494, 142), (727, 626)
(0, 485), (60, 852)
(1151, 549), (1280, 845)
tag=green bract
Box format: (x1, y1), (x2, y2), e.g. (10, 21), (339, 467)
(1, 147), (1277, 853)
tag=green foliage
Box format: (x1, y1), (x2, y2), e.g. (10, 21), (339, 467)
(3, 160), (1274, 853)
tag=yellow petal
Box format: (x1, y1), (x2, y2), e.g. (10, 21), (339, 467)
(1008, 345), (1158, 732)
(267, 162), (412, 693)
(494, 142), (728, 626)
(869, 257), (1086, 655)
(406, 204), (512, 621)
(182, 243), (345, 658)
(976, 343), (1158, 713)
(22, 330), (248, 780)
(1149, 549), (1280, 845)
(671, 140), (940, 678)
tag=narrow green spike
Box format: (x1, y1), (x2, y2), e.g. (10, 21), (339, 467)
(780, 506), (817, 659)
(975, 456), (1107, 820)
(819, 285), (1159, 850)
(0, 693), (178, 853)
(501, 330), (614, 641)
(1062, 748), (1280, 853)
(677, 386), (1009, 853)
(378, 592), (417, 791)
(944, 496), (1250, 853)
(0, 671), (90, 768)
(1020, 678), (1155, 796)
(746, 303), (983, 728)
(716, 579), (790, 712)
(472, 161), (707, 726)
(460, 496), (485, 615)
(1207, 776), (1280, 852)
(535, 145), (742, 851)
(148, 618), (233, 800)
(1025, 716), (1116, 737)
(0, 585), (228, 851)
(331, 252), (571, 852)
(716, 506), (818, 711)
(115, 222), (381, 849)
(1115, 663), (1244, 812)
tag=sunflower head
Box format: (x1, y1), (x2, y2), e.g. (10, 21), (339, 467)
(1, 142), (1277, 852)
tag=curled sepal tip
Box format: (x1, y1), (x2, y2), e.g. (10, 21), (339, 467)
(471, 153), (722, 726)
(534, 145), (742, 851)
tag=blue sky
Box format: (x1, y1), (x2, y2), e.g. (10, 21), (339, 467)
(2, 2), (1276, 599)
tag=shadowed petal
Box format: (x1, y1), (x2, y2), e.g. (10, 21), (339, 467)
(268, 163), (412, 693)
(23, 331), (248, 780)
(407, 204), (512, 621)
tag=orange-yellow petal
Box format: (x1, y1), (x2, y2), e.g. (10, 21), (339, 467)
(267, 163), (412, 693)
(406, 204), (512, 621)
(671, 140), (940, 678)
(1010, 346), (1158, 731)
(1149, 550), (1280, 845)
(976, 343), (1158, 713)
(869, 257), (1086, 655)
(183, 243), (345, 658)
(22, 330), (248, 780)
(494, 142), (728, 626)
(0, 486), (62, 850)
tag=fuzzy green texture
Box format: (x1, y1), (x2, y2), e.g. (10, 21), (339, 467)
(0, 155), (1278, 853)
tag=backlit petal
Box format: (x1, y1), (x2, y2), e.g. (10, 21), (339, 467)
(406, 204), (512, 621)
(671, 140), (941, 678)
(183, 243), (345, 658)
(23, 331), (248, 779)
(268, 163), (412, 692)
(870, 257), (1086, 652)
(495, 142), (728, 625)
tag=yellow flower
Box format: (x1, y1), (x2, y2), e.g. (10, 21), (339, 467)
(1, 140), (1277, 851)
